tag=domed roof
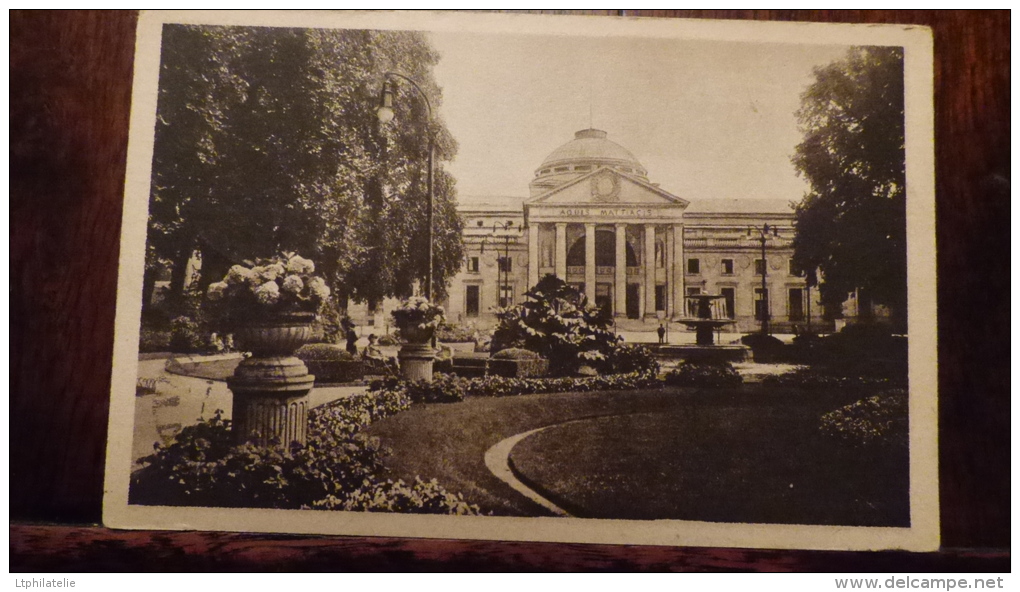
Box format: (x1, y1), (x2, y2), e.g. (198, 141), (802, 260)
(539, 128), (644, 171)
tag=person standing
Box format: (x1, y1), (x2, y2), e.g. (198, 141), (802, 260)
(657, 323), (666, 344)
(345, 322), (358, 356)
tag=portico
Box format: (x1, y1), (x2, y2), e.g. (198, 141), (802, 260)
(524, 166), (688, 319)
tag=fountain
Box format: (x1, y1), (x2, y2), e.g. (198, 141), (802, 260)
(666, 293), (751, 362)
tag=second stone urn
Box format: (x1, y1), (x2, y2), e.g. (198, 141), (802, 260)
(227, 311), (316, 447)
(397, 326), (436, 382)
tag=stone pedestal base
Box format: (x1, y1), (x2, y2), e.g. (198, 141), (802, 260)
(398, 343), (436, 382)
(227, 355), (315, 447)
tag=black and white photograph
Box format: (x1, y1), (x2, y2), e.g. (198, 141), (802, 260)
(104, 10), (938, 551)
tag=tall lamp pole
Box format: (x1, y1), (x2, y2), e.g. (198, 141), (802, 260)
(481, 221), (516, 308)
(377, 72), (434, 302)
(748, 223), (778, 335)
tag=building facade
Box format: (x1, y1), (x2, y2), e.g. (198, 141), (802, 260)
(440, 129), (827, 334)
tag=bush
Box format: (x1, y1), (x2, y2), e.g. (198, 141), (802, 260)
(740, 333), (785, 363)
(465, 371), (661, 398)
(491, 275), (620, 376)
(129, 386), (439, 511)
(168, 316), (205, 353)
(606, 344), (660, 375)
(139, 326), (172, 353)
(819, 389), (908, 448)
(491, 347), (540, 360)
(664, 362), (743, 388)
(404, 373), (469, 404)
(436, 323), (476, 343)
(312, 477), (481, 515)
(295, 344), (364, 383)
(761, 367), (893, 389)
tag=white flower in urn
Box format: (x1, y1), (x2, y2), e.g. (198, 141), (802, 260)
(206, 281), (228, 301)
(306, 277), (331, 300)
(254, 280), (281, 305)
(286, 255), (315, 275)
(225, 264), (254, 285)
(281, 274), (304, 295)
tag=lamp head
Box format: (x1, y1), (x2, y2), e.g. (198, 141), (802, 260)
(377, 80), (395, 124)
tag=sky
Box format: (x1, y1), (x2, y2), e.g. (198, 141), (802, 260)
(428, 31), (849, 204)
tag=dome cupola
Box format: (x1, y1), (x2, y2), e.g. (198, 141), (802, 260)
(529, 129), (648, 197)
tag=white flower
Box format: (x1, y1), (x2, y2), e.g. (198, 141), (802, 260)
(256, 264), (282, 283)
(307, 277), (331, 300)
(224, 265), (254, 285)
(206, 281), (229, 301)
(286, 255), (315, 275)
(255, 281), (281, 305)
(281, 274), (304, 295)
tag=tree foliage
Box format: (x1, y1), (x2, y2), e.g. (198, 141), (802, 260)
(147, 24), (463, 313)
(791, 46), (906, 326)
(491, 275), (620, 376)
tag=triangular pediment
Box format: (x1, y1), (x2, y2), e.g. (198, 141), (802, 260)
(527, 167), (689, 208)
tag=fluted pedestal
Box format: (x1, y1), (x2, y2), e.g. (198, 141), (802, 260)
(398, 343), (436, 382)
(227, 312), (316, 447)
(228, 355), (315, 447)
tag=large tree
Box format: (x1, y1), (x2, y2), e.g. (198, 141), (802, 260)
(791, 46), (906, 328)
(146, 24), (463, 314)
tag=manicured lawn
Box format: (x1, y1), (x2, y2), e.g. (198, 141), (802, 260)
(365, 386), (909, 526)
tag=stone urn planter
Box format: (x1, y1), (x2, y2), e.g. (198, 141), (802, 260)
(227, 311), (316, 447)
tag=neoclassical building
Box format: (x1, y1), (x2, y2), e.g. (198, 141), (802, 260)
(440, 128), (826, 334)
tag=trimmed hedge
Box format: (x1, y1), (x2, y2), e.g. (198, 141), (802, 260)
(663, 362), (743, 388)
(296, 344), (365, 383)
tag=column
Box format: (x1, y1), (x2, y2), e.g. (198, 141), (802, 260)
(555, 222), (567, 280)
(614, 223), (627, 317)
(644, 224), (656, 319)
(665, 227), (675, 319)
(672, 223), (685, 317)
(528, 223), (540, 289)
(584, 224), (597, 303)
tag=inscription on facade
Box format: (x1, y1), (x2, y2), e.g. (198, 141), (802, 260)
(556, 207), (669, 218)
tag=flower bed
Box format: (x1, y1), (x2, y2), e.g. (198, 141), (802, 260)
(129, 388), (481, 515)
(819, 389), (908, 448)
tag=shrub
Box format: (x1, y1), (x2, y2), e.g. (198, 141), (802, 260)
(664, 362), (743, 388)
(819, 389), (908, 448)
(168, 316), (205, 353)
(295, 344), (364, 383)
(312, 477), (481, 515)
(404, 373), (469, 404)
(606, 344), (660, 375)
(740, 333), (785, 363)
(139, 327), (172, 353)
(436, 323), (476, 343)
(377, 334), (399, 346)
(761, 367), (893, 389)
(491, 347), (541, 360)
(464, 371), (661, 398)
(129, 387), (427, 510)
(491, 275), (620, 376)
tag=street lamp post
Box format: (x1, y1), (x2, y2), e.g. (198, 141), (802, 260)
(377, 73), (434, 302)
(748, 223), (779, 335)
(481, 221), (516, 309)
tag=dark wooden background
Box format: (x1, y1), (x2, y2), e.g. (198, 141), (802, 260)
(11, 10), (1009, 571)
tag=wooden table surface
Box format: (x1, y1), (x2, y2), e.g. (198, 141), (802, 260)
(10, 10), (1009, 571)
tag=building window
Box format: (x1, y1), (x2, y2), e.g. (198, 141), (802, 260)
(654, 285), (666, 312)
(754, 258), (766, 276)
(754, 288), (769, 321)
(465, 285), (480, 317)
(498, 256), (512, 273)
(789, 259), (802, 276)
(722, 258), (734, 275)
(499, 285), (514, 308)
(720, 287), (736, 319)
(687, 258), (700, 275)
(467, 256), (479, 273)
(789, 288), (805, 322)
